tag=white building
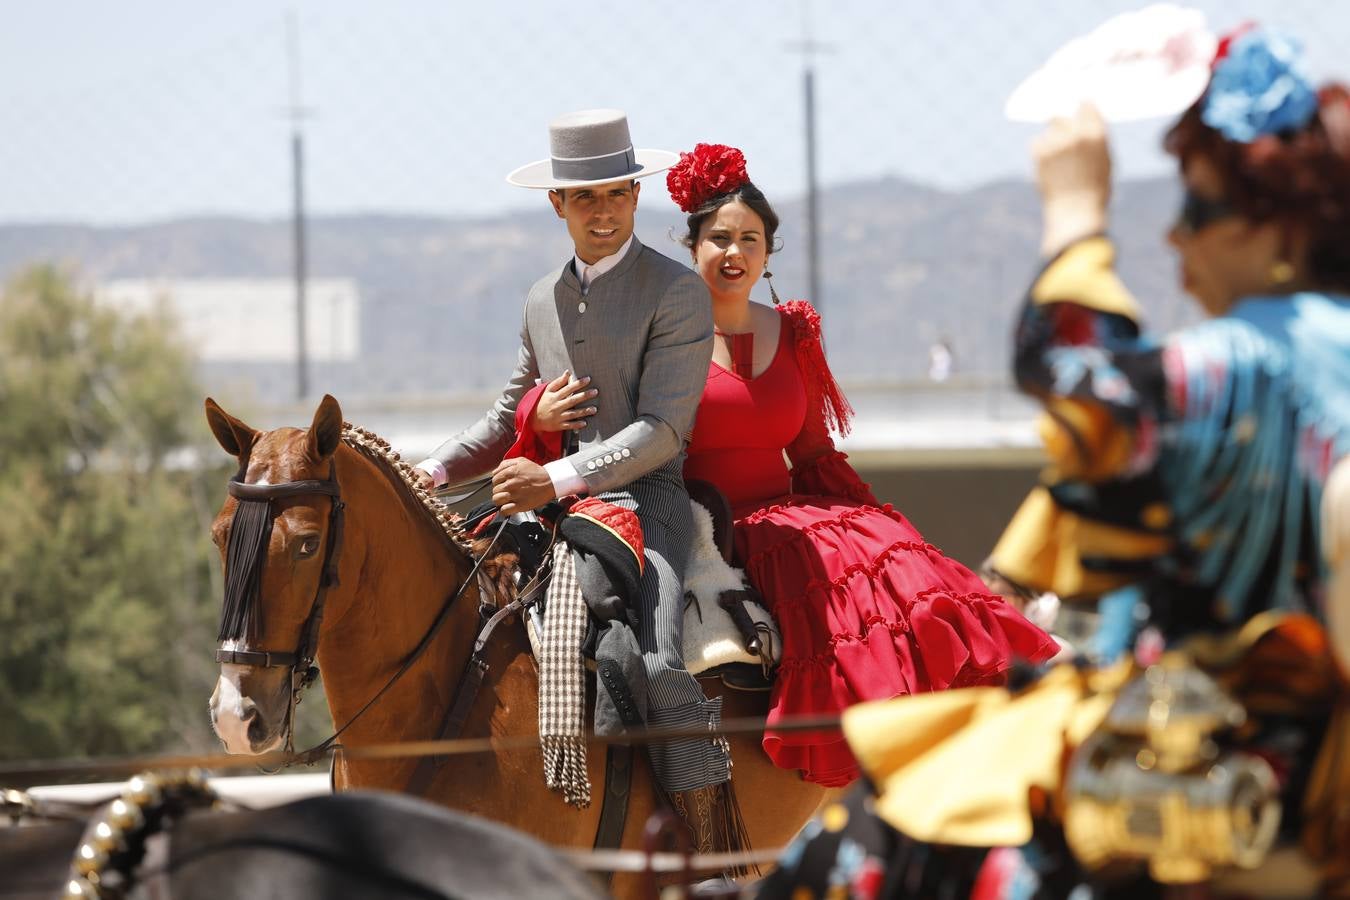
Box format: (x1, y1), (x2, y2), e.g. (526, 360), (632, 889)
(97, 278), (360, 363)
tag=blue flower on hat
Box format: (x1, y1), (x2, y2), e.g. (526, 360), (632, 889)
(1201, 28), (1318, 143)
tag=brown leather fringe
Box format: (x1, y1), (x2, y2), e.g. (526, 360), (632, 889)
(714, 780), (758, 879)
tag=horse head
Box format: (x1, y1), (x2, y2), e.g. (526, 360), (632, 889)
(205, 394), (345, 755)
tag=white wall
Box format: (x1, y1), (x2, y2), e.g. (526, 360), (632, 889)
(97, 278), (360, 363)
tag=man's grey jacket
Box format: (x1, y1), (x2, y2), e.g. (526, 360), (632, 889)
(429, 238), (713, 520)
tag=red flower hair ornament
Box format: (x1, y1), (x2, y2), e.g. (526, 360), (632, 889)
(666, 143), (750, 213)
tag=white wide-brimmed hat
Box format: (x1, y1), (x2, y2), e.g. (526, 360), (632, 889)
(507, 108), (678, 190)
(1005, 3), (1217, 123)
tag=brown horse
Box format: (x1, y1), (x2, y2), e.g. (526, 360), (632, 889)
(203, 395), (827, 897)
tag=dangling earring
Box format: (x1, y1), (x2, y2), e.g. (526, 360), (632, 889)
(764, 269), (782, 306)
(1269, 259), (1296, 287)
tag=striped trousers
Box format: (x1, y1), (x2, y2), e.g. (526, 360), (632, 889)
(606, 477), (731, 793)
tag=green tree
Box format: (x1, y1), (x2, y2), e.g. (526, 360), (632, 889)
(0, 266), (226, 761)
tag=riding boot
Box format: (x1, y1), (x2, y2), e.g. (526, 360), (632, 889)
(669, 784), (718, 855)
(666, 781), (757, 878)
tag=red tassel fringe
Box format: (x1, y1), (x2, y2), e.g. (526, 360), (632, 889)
(780, 300), (855, 436)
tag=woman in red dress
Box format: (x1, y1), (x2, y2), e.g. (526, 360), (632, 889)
(666, 145), (1058, 786)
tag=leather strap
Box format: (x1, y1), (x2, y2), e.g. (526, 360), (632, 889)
(215, 648), (298, 667)
(592, 626), (642, 869)
(404, 576), (536, 795)
(717, 589), (765, 656)
(404, 541), (560, 795)
(227, 478), (340, 503)
(403, 658), (485, 797)
(592, 744), (634, 875)
(290, 523), (511, 768)
(435, 476), (493, 506)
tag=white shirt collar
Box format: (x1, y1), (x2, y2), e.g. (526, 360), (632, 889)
(573, 235), (634, 295)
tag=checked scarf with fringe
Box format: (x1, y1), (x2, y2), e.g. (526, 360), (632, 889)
(539, 541), (591, 808)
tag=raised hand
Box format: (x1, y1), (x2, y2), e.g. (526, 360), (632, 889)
(531, 370), (598, 433)
(1033, 103), (1112, 257)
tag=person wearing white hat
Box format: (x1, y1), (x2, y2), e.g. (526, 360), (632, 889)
(414, 109), (733, 838)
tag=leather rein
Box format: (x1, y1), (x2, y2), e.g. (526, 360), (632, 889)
(214, 462), (531, 768)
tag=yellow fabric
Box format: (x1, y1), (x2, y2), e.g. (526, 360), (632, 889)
(1031, 236), (1142, 322)
(1039, 401), (1134, 482)
(842, 663), (1132, 847)
(988, 486), (1172, 600)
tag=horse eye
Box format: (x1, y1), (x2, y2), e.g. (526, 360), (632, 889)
(297, 535), (322, 559)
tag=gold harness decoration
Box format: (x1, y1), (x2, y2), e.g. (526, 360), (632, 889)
(842, 612), (1350, 889)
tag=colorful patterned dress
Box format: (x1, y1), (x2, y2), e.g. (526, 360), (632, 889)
(990, 235), (1350, 633)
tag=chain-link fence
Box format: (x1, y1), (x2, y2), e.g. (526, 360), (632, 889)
(0, 0), (1341, 408)
(2, 0), (1344, 762)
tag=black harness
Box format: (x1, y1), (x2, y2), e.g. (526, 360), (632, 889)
(216, 464), (345, 753)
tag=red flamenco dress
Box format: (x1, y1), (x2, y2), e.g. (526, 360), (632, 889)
(683, 301), (1058, 787)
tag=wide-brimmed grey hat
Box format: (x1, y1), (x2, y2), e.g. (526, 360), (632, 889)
(507, 108), (679, 190)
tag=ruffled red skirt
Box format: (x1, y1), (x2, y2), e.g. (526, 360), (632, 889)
(734, 496), (1059, 787)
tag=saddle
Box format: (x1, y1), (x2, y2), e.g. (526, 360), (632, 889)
(682, 480), (779, 690)
(514, 484), (781, 694)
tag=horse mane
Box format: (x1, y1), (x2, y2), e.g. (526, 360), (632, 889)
(339, 423), (472, 557)
(339, 424), (521, 601)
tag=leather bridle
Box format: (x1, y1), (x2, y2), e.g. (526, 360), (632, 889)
(212, 459), (540, 770)
(215, 463), (345, 754)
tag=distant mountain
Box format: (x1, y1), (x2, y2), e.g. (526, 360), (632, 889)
(0, 175), (1197, 401)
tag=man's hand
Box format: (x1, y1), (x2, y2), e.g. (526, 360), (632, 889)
(532, 370), (598, 433)
(491, 457), (556, 515)
(412, 469), (436, 492)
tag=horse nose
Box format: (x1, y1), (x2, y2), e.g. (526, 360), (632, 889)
(239, 698), (265, 744)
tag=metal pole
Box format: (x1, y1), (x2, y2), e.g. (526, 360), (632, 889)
(292, 131), (308, 401)
(804, 64), (821, 313)
(286, 12), (309, 402)
(789, 0), (829, 319)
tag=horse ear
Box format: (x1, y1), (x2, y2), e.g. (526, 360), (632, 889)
(307, 394), (343, 461)
(205, 397), (259, 461)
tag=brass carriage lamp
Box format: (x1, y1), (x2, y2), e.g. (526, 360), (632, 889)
(1063, 656), (1281, 884)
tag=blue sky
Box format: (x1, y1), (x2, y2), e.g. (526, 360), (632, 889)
(0, 0), (1339, 223)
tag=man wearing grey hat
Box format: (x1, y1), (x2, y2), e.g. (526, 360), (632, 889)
(414, 109), (731, 844)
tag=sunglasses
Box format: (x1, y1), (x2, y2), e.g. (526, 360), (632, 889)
(1175, 191), (1238, 236)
